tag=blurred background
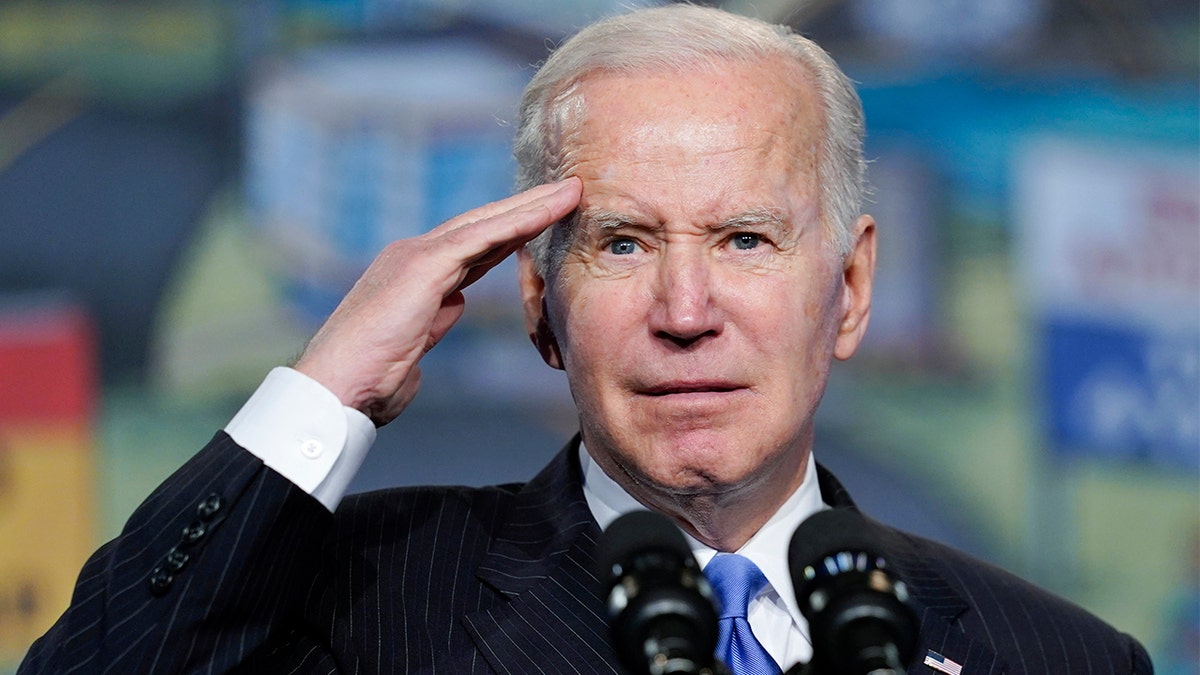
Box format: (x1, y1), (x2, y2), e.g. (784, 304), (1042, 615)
(0, 0), (1196, 671)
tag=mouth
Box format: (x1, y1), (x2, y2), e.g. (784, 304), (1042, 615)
(640, 381), (745, 396)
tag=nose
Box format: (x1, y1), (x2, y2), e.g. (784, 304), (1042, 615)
(647, 245), (723, 346)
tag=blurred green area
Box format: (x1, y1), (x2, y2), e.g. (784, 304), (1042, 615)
(0, 2), (228, 108)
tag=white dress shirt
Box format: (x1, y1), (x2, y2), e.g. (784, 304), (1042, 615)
(225, 366), (822, 668)
(580, 442), (825, 669)
(225, 367), (376, 511)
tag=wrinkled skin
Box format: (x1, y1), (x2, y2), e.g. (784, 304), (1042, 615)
(518, 58), (876, 550)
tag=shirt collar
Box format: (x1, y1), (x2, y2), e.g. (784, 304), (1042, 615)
(580, 441), (827, 628)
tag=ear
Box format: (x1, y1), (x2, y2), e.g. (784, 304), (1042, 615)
(518, 247), (564, 370)
(833, 214), (876, 361)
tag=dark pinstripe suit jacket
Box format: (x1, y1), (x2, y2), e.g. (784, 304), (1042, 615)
(22, 431), (1152, 674)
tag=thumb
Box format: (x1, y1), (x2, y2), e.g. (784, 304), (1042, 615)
(425, 291), (466, 353)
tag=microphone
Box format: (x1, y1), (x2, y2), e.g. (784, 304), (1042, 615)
(595, 510), (722, 675)
(787, 509), (918, 675)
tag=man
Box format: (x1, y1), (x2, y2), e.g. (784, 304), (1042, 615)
(22, 5), (1151, 674)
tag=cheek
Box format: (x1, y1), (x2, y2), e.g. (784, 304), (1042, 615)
(788, 250), (844, 318)
(745, 268), (843, 357)
(547, 276), (629, 374)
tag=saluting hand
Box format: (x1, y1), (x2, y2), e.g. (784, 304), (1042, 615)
(294, 177), (581, 426)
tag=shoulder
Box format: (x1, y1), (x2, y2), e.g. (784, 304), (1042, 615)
(332, 481), (524, 544)
(876, 522), (1152, 674)
(329, 440), (582, 534)
(315, 483), (529, 615)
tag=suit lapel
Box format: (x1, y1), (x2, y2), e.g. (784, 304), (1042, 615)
(889, 550), (1005, 675)
(462, 454), (1005, 674)
(463, 440), (621, 674)
(816, 464), (1005, 675)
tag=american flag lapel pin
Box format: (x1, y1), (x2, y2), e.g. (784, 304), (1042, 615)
(923, 649), (964, 675)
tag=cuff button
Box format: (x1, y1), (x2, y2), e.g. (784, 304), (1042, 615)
(299, 439), (324, 459)
(148, 567), (174, 596)
(181, 521), (207, 546)
(197, 493), (223, 520)
(164, 547), (190, 573)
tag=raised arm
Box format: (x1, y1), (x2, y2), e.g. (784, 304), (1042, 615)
(19, 179), (581, 674)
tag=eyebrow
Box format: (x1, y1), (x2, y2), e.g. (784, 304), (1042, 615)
(577, 207), (637, 231)
(576, 206), (789, 232)
(715, 207), (788, 231)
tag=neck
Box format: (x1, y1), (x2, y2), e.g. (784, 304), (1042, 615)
(598, 443), (812, 552)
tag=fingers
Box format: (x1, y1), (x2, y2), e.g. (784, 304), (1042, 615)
(426, 291), (465, 352)
(431, 177), (581, 295)
(434, 177), (581, 237)
(293, 178), (581, 425)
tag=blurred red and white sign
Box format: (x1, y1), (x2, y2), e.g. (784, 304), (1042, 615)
(1016, 137), (1199, 468)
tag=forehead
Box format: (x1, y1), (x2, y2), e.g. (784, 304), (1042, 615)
(559, 58), (823, 219)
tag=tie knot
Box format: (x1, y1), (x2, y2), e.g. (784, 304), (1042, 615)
(705, 553), (769, 619)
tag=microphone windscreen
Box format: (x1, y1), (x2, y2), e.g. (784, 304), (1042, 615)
(595, 510), (719, 675)
(787, 508), (919, 674)
(596, 510), (691, 577)
(787, 508), (879, 571)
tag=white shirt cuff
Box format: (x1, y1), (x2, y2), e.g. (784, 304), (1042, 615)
(224, 367), (376, 511)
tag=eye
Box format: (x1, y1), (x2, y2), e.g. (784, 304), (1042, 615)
(607, 237), (640, 255)
(730, 232), (763, 250)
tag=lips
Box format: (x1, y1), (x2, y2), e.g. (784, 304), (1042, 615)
(640, 381), (745, 396)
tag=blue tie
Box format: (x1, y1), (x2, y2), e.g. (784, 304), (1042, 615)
(704, 553), (781, 675)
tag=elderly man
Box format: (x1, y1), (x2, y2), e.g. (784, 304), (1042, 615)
(22, 5), (1150, 674)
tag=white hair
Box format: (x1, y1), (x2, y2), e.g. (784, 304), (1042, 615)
(514, 3), (867, 276)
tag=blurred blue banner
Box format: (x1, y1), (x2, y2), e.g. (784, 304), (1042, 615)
(1017, 136), (1199, 470)
(1040, 318), (1199, 469)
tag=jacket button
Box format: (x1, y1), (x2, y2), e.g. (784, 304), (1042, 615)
(181, 521), (207, 546)
(164, 546), (190, 573)
(197, 493), (223, 520)
(148, 566), (174, 596)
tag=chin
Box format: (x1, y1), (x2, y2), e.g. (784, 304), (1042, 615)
(640, 445), (765, 495)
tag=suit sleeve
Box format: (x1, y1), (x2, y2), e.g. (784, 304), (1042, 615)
(19, 431), (337, 674)
(1130, 634), (1154, 675)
